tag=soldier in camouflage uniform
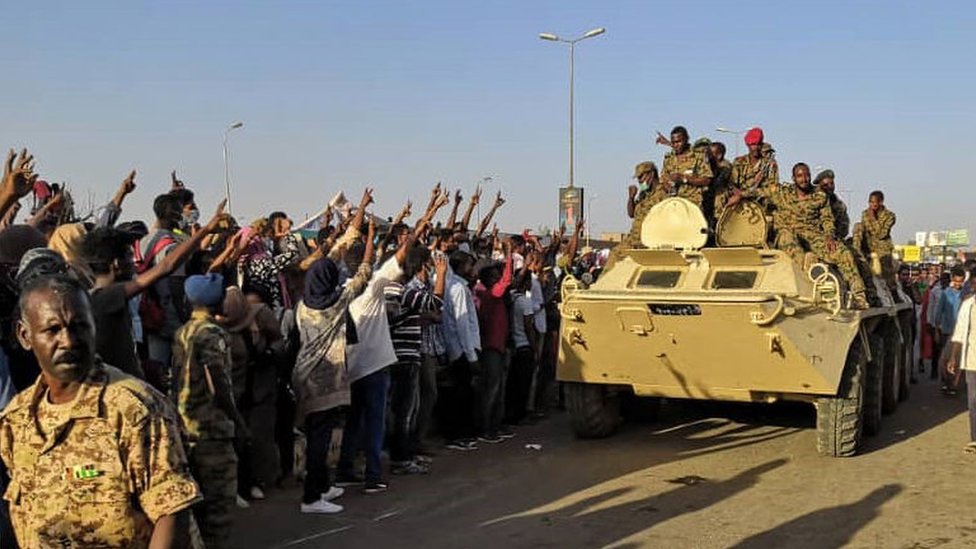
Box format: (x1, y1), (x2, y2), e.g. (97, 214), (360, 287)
(708, 141), (734, 224)
(861, 190), (898, 292)
(660, 126), (713, 208)
(817, 170), (878, 304)
(730, 127), (779, 199)
(608, 161), (666, 269)
(730, 163), (869, 309)
(1, 274), (201, 548)
(172, 273), (246, 549)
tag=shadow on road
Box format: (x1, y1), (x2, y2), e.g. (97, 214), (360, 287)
(727, 484), (903, 548)
(481, 459), (788, 548)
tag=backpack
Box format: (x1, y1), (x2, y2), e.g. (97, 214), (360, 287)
(132, 235), (176, 333)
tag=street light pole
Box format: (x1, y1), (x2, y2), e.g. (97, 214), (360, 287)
(223, 121), (244, 214)
(540, 27), (605, 189)
(586, 194), (598, 248)
(715, 126), (743, 158)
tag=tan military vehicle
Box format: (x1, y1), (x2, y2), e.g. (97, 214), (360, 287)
(558, 197), (914, 457)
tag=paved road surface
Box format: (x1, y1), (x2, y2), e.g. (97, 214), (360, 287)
(229, 377), (976, 549)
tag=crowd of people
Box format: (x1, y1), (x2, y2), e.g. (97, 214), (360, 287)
(0, 148), (588, 547)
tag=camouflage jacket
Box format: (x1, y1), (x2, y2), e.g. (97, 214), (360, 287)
(661, 147), (713, 206)
(746, 184), (835, 237)
(172, 311), (237, 442)
(0, 362), (201, 548)
(713, 159), (733, 191)
(730, 152), (779, 192)
(861, 207), (896, 255)
(828, 195), (850, 241)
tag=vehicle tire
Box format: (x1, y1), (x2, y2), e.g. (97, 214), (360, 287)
(881, 322), (902, 415)
(621, 393), (662, 423)
(565, 382), (622, 439)
(863, 333), (884, 436)
(816, 340), (866, 457)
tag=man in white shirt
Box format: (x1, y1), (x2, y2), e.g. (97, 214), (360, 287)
(946, 272), (976, 454)
(439, 251), (481, 450)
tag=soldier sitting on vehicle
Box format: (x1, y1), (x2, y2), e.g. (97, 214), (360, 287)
(817, 170), (880, 305)
(730, 127), (779, 198)
(728, 162), (869, 309)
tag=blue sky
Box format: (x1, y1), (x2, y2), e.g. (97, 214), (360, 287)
(3, 1), (973, 243)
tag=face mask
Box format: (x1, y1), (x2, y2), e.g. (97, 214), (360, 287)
(182, 209), (200, 228)
(638, 182), (650, 193)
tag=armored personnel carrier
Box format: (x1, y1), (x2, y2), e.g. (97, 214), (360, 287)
(558, 197), (914, 457)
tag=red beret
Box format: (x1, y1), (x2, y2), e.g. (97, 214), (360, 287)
(744, 127), (764, 146)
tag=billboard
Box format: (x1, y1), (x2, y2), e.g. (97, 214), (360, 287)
(915, 232), (928, 247)
(927, 231), (947, 247)
(946, 229), (969, 247)
(558, 186), (584, 232)
(900, 246), (921, 263)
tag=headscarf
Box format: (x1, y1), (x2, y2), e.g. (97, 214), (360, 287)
(48, 223), (95, 288)
(16, 248), (67, 289)
(237, 226), (270, 262)
(303, 258), (342, 311)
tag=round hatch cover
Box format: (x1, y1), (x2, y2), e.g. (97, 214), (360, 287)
(716, 199), (768, 247)
(640, 197), (708, 250)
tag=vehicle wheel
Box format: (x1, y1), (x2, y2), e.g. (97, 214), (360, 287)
(564, 382), (622, 438)
(863, 333), (884, 436)
(621, 393), (662, 423)
(816, 340), (866, 457)
(881, 322), (902, 415)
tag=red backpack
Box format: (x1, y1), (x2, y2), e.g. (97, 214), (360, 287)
(132, 235), (176, 333)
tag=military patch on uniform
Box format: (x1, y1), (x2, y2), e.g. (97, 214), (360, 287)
(69, 464), (103, 480)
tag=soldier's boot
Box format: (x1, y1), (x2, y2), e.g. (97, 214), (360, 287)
(850, 290), (870, 310)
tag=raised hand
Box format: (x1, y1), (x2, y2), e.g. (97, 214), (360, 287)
(1, 148), (36, 200)
(494, 191), (505, 208)
(367, 217), (377, 241)
(205, 199), (229, 231)
(360, 187), (375, 208)
(471, 186), (482, 206)
(655, 131), (670, 146)
(454, 189), (463, 205)
(400, 200), (413, 220)
(434, 253), (448, 278)
(170, 170), (184, 191)
(121, 170), (137, 195)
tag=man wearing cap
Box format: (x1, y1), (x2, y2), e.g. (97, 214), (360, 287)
(172, 273), (246, 549)
(730, 162), (869, 309)
(660, 126), (713, 208)
(627, 161), (663, 220)
(730, 127), (779, 196)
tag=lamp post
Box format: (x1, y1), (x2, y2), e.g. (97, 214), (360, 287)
(539, 27), (605, 189)
(223, 121), (244, 214)
(715, 126), (744, 158)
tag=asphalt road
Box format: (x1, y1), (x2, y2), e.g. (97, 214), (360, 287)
(229, 376), (976, 549)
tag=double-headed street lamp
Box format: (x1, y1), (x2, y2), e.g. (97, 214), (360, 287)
(539, 27), (605, 189)
(223, 121), (244, 214)
(715, 126), (744, 158)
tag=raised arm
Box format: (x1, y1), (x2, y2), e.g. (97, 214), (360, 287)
(126, 200), (228, 298)
(445, 189), (462, 230)
(98, 170), (138, 228)
(475, 191), (505, 238)
(379, 199), (412, 253)
(0, 149), (36, 222)
(207, 232), (244, 274)
(565, 219), (584, 266)
(27, 191), (64, 228)
(458, 187), (481, 231)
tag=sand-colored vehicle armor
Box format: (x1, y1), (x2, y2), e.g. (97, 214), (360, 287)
(558, 197), (914, 457)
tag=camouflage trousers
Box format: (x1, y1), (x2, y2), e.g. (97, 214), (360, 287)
(188, 439), (238, 549)
(775, 228), (866, 295)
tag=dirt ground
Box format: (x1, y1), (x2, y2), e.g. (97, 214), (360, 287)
(229, 376), (976, 549)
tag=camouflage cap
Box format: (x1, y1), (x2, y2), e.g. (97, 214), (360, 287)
(693, 137), (712, 149)
(814, 169), (835, 185)
(633, 161), (657, 178)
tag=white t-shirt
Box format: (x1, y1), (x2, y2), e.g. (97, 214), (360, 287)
(510, 293), (537, 349)
(950, 297), (976, 372)
(346, 256), (404, 382)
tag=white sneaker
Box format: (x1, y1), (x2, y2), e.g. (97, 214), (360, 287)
(236, 495), (251, 509)
(249, 486), (266, 500)
(301, 499), (344, 514)
(321, 486), (345, 501)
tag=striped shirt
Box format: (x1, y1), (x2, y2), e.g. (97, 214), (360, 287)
(385, 280), (443, 363)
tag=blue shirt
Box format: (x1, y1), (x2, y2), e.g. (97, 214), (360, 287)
(934, 286), (963, 335)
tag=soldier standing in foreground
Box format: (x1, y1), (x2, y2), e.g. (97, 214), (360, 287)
(660, 126), (713, 208)
(172, 273), (247, 549)
(861, 190), (898, 293)
(729, 163), (869, 309)
(1, 274), (201, 547)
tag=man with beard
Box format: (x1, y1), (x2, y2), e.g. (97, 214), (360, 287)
(0, 274), (201, 547)
(729, 163), (869, 309)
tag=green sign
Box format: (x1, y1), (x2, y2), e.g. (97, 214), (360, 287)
(946, 229), (969, 247)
